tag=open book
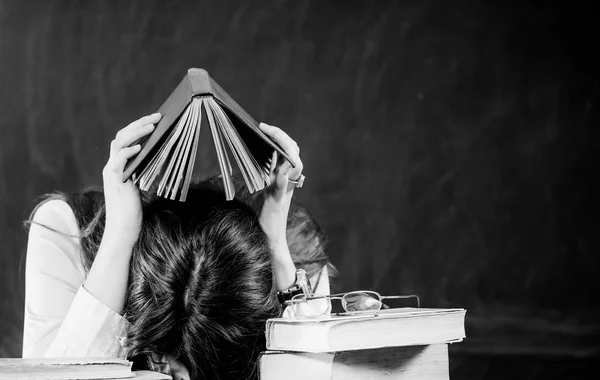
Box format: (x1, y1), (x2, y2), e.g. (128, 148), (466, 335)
(265, 308), (467, 353)
(123, 68), (295, 201)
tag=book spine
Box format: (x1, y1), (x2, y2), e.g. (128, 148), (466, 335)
(123, 72), (195, 181)
(187, 68), (213, 95)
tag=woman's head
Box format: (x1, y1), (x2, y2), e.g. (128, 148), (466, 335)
(124, 182), (280, 379)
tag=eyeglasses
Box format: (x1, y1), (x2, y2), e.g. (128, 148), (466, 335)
(289, 290), (420, 318)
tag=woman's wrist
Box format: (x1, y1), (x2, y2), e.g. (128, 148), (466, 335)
(259, 206), (288, 249)
(85, 229), (136, 315)
(100, 229), (137, 258)
(260, 196), (289, 224)
(272, 253), (297, 291)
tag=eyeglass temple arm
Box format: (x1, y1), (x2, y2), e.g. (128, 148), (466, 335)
(306, 293), (344, 301)
(380, 295), (420, 307)
(327, 293), (348, 297)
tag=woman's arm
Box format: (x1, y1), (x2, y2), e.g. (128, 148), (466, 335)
(24, 200), (133, 358)
(256, 123), (304, 291)
(23, 113), (161, 358)
(84, 113), (161, 313)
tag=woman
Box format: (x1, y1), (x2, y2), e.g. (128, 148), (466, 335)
(22, 113), (314, 379)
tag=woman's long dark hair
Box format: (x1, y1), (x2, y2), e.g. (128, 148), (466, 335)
(26, 181), (281, 379)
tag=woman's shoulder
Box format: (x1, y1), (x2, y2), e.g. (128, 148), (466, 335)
(30, 198), (79, 237)
(26, 197), (86, 282)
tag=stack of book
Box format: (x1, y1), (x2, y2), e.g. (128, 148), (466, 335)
(0, 357), (171, 380)
(259, 307), (467, 380)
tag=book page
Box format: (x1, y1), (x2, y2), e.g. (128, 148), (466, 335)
(158, 109), (193, 197)
(203, 99), (235, 200)
(210, 102), (255, 192)
(214, 96), (285, 174)
(206, 98), (259, 193)
(180, 98), (203, 202)
(271, 308), (467, 324)
(139, 106), (192, 191)
(218, 99), (269, 190)
(222, 114), (271, 185)
(136, 116), (181, 191)
(157, 103), (195, 197)
(139, 104), (192, 192)
(0, 357), (134, 380)
(205, 101), (234, 178)
(169, 97), (201, 200)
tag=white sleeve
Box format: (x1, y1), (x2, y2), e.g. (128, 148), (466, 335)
(311, 265), (331, 295)
(280, 265), (331, 318)
(22, 199), (129, 359)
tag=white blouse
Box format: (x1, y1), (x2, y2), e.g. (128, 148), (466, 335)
(23, 199), (129, 358)
(22, 199), (329, 358)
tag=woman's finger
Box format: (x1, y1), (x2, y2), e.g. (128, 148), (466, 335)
(127, 112), (162, 131)
(273, 159), (293, 181)
(259, 123), (301, 165)
(260, 123), (304, 192)
(110, 124), (154, 157)
(110, 113), (161, 156)
(269, 150), (278, 175)
(260, 123), (303, 188)
(105, 145), (142, 175)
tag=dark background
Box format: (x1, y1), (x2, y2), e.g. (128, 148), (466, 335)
(1, 0), (598, 378)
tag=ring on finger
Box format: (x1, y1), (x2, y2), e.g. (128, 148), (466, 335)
(288, 174), (305, 188)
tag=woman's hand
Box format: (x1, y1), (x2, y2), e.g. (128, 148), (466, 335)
(102, 112), (161, 247)
(258, 122), (303, 290)
(85, 113), (161, 315)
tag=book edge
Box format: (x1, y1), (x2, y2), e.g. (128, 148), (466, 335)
(265, 310), (466, 352)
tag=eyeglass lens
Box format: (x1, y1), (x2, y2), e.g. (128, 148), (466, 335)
(342, 291), (382, 312)
(291, 294), (331, 317)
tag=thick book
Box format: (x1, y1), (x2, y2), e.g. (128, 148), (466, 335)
(259, 344), (450, 380)
(123, 68), (294, 201)
(0, 357), (171, 380)
(265, 308), (466, 353)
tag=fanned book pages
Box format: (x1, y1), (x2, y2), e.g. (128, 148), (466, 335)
(265, 308), (467, 353)
(0, 357), (171, 380)
(123, 68), (295, 201)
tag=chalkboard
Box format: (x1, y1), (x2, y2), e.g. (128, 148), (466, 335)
(0, 1), (597, 377)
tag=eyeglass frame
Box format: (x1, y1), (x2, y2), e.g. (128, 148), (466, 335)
(289, 290), (420, 317)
